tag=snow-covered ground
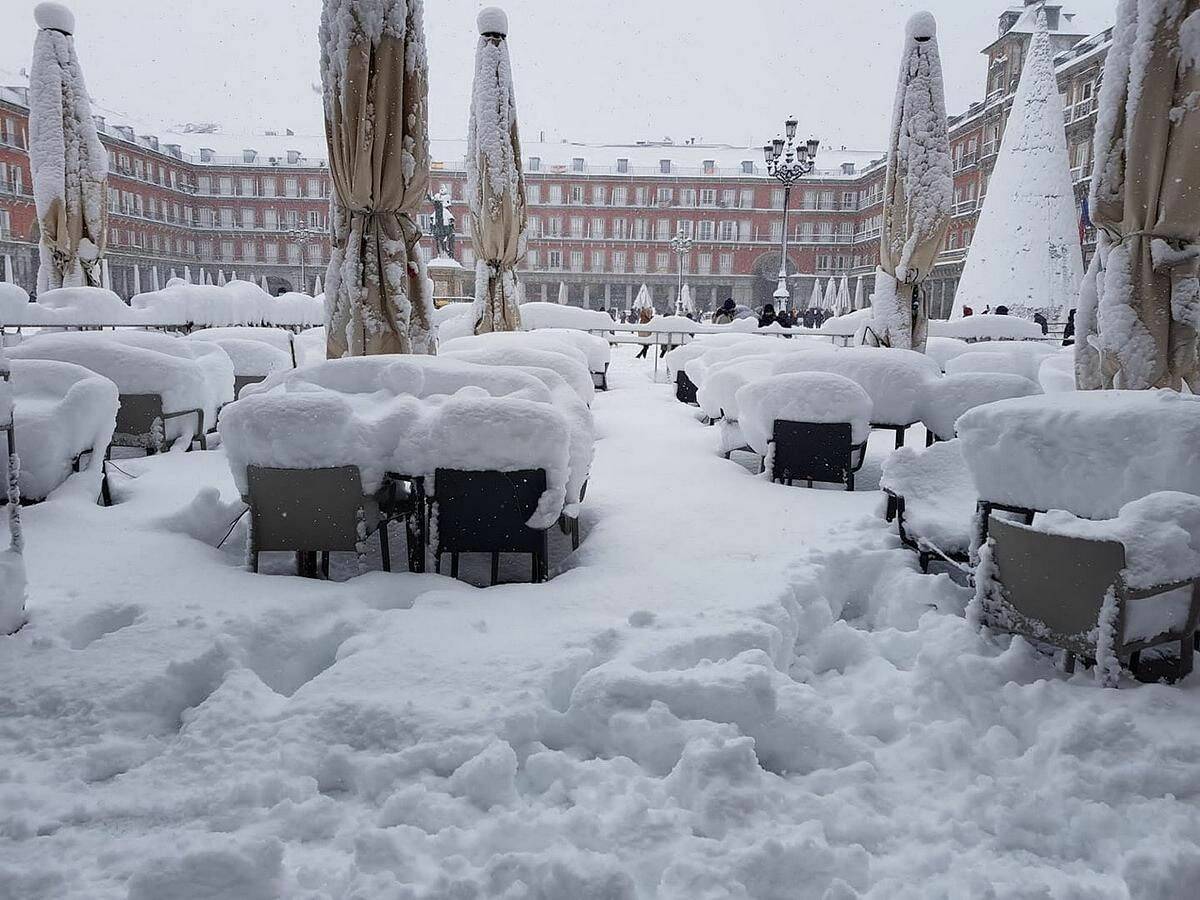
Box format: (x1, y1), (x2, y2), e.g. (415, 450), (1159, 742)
(2, 347), (1199, 898)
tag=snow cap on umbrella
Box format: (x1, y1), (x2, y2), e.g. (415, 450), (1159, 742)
(34, 2), (75, 34)
(477, 6), (508, 37)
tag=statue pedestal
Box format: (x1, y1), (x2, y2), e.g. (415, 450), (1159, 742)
(427, 255), (468, 304)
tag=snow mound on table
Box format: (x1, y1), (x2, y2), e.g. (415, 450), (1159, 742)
(930, 315), (1044, 341)
(520, 301), (614, 332)
(32, 286), (140, 325)
(772, 346), (941, 426)
(880, 438), (976, 554)
(946, 341), (1056, 380)
(1038, 492), (1200, 591)
(265, 292), (324, 326)
(133, 282), (285, 327)
(190, 338), (291, 379)
(646, 314), (698, 344)
(0, 283), (30, 321)
(664, 334), (760, 374)
(737, 372), (873, 455)
(924, 336), (972, 371)
(5, 331), (232, 444)
(188, 326), (294, 356)
(696, 356), (781, 421)
(818, 308), (873, 336)
(438, 312), (475, 343)
(945, 350), (1033, 379)
(919, 372), (1041, 440)
(1037, 349), (1076, 393)
(722, 316), (762, 333)
(1, 358), (118, 501)
(683, 340), (802, 392)
(441, 339), (594, 404)
(957, 390), (1200, 519)
(293, 326), (326, 367)
(525, 327), (611, 373)
(433, 301), (473, 325)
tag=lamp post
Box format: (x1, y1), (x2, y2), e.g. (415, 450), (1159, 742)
(763, 118), (819, 303)
(669, 226), (693, 315)
(285, 224), (325, 294)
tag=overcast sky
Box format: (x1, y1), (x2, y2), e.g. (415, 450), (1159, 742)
(1, 0), (1113, 149)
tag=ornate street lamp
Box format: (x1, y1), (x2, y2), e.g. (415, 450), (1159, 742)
(763, 117), (819, 302)
(669, 226), (693, 315)
(285, 224), (325, 294)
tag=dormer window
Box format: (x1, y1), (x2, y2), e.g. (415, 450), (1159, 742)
(659, 159), (672, 174)
(572, 157), (585, 172)
(528, 156), (541, 171)
(616, 158), (629, 173)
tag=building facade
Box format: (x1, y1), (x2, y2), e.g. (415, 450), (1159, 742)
(0, 1), (1107, 316)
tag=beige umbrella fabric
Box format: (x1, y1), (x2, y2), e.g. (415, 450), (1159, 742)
(873, 11), (952, 352)
(320, 0), (435, 358)
(29, 3), (108, 293)
(1083, 0), (1200, 391)
(468, 7), (527, 335)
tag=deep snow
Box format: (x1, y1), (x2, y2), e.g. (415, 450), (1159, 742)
(2, 348), (1199, 898)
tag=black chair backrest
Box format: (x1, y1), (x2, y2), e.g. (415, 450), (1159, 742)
(246, 464), (369, 553)
(234, 374), (267, 398)
(115, 393), (165, 445)
(772, 420), (851, 483)
(435, 468), (548, 553)
(675, 370), (698, 404)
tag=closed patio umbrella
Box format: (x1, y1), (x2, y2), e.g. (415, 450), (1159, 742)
(320, 0), (435, 357)
(873, 11), (952, 351)
(823, 277), (837, 311)
(808, 279), (822, 312)
(151, 266), (160, 291)
(853, 275), (866, 310)
(131, 264), (141, 296)
(1081, 0), (1200, 391)
(29, 3), (108, 293)
(468, 7), (527, 335)
(837, 275), (851, 315)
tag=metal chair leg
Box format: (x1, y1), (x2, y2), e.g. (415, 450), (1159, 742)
(1179, 638), (1195, 679)
(379, 524), (391, 573)
(320, 552), (330, 579)
(895, 427), (905, 449)
(491, 552), (500, 586)
(451, 553), (459, 578)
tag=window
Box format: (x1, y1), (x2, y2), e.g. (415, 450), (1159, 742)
(612, 251), (626, 272)
(240, 176), (255, 196)
(739, 189), (754, 209)
(697, 253), (712, 274)
(526, 183), (541, 204)
(548, 184), (563, 205)
(286, 209), (300, 227)
(612, 217), (627, 238)
(527, 215), (540, 237)
(816, 253), (831, 271)
(285, 178), (299, 198)
(655, 218), (671, 240)
(572, 157), (585, 172)
(591, 217), (605, 238)
(198, 240), (214, 260)
(264, 209), (279, 230)
(770, 221), (783, 242)
(307, 177), (323, 198)
(771, 189), (785, 209)
(720, 189), (735, 208)
(528, 156), (541, 171)
(719, 253), (733, 274)
(219, 177), (233, 195)
(612, 186), (627, 206)
(634, 252), (648, 272)
(307, 211), (322, 228)
(548, 249), (562, 269)
(719, 220), (737, 241)
(659, 159), (672, 174)
(591, 185), (606, 205)
(616, 158), (629, 173)
(264, 242), (278, 261)
(699, 189), (717, 207)
(946, 231), (958, 250)
(697, 220), (714, 241)
(655, 252), (669, 271)
(547, 216), (562, 236)
(526, 249), (538, 269)
(242, 240), (257, 261)
(656, 187), (673, 205)
(842, 191), (856, 210)
(570, 185), (584, 204)
(676, 219), (694, 238)
(198, 175), (212, 194)
(261, 177), (276, 197)
(702, 159), (715, 175)
(632, 218), (649, 240)
(569, 216), (584, 238)
(219, 207), (235, 228)
(635, 186), (648, 206)
(680, 188), (696, 207)
(591, 250), (605, 271)
(820, 190), (835, 209)
(241, 207), (255, 228)
(221, 240), (236, 260)
(570, 250), (584, 271)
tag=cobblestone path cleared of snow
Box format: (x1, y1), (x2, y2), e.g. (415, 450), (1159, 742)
(2, 348), (1200, 899)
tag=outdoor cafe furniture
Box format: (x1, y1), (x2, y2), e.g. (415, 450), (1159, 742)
(771, 346), (942, 448)
(440, 332), (595, 404)
(697, 356), (783, 458)
(880, 439), (976, 572)
(0, 359), (117, 503)
(974, 492), (1200, 685)
(944, 341), (1056, 381)
(956, 390), (1200, 549)
(736, 372), (872, 489)
(918, 373), (1041, 444)
(187, 334), (293, 397)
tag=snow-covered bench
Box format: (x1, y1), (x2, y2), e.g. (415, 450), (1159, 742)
(974, 491), (1200, 685)
(957, 390), (1200, 548)
(771, 346), (943, 448)
(5, 331), (234, 455)
(737, 372), (872, 489)
(918, 373), (1042, 443)
(0, 359), (118, 502)
(880, 439), (977, 571)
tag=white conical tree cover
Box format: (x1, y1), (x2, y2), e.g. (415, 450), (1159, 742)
(131, 264), (141, 295)
(809, 280), (823, 311)
(1, 347), (27, 634)
(854, 275), (866, 310)
(29, 3), (108, 294)
(557, 281), (568, 305)
(633, 283), (653, 311)
(951, 17), (1083, 319)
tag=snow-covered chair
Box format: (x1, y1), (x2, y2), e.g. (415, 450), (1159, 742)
(520, 326), (611, 390)
(737, 372), (872, 489)
(1037, 350), (1076, 393)
(440, 341), (594, 405)
(880, 439), (977, 571)
(187, 332), (293, 397)
(919, 373), (1042, 443)
(771, 346), (942, 448)
(0, 359), (118, 502)
(924, 336), (972, 372)
(945, 341), (1056, 381)
(974, 492), (1200, 685)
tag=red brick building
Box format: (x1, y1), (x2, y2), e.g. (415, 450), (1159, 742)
(0, 1), (1107, 316)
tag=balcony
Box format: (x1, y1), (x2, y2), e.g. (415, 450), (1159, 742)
(1064, 98), (1096, 123)
(952, 200), (978, 217)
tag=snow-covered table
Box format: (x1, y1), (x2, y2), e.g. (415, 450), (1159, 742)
(957, 391), (1200, 536)
(880, 439), (977, 570)
(919, 372), (1042, 442)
